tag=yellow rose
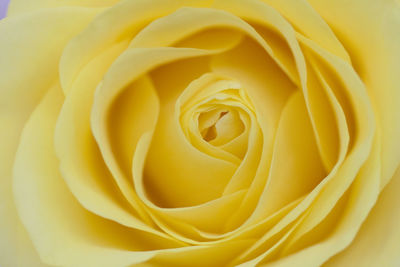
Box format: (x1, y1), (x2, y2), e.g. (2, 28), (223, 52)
(1, 0), (399, 266)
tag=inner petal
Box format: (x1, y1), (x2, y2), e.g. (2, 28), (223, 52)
(200, 109), (245, 146)
(178, 75), (254, 163)
(143, 59), (237, 208)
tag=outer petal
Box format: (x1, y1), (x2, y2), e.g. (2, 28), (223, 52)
(307, 0), (400, 189)
(0, 7), (100, 267)
(7, 0), (118, 16)
(286, 1), (400, 263)
(261, 0), (351, 63)
(13, 84), (164, 267)
(324, 167), (400, 267)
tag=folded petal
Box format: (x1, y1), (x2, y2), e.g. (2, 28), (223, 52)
(14, 85), (179, 267)
(7, 0), (117, 16)
(307, 0), (400, 189)
(324, 167), (400, 267)
(0, 7), (100, 267)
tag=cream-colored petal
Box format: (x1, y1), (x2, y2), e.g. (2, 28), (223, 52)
(211, 0), (357, 184)
(260, 0), (351, 63)
(272, 54), (350, 252)
(218, 113), (251, 159)
(213, 0), (304, 86)
(148, 240), (254, 267)
(324, 166), (400, 267)
(14, 86), (180, 267)
(60, 0), (213, 94)
(214, 0), (355, 197)
(282, 33), (375, 241)
(107, 76), (159, 183)
(229, 91), (323, 265)
(248, 35), (376, 265)
(186, 104), (248, 164)
(211, 37), (296, 229)
(307, 0), (400, 189)
(211, 109), (244, 145)
(132, 133), (247, 234)
(227, 37), (374, 266)
(251, 91), (325, 219)
(55, 41), (170, 236)
(259, 137), (380, 267)
(0, 7), (100, 267)
(228, 0), (349, 174)
(91, 45), (240, 210)
(7, 0), (117, 16)
(302, 54), (350, 172)
(129, 7), (250, 49)
(177, 74), (253, 161)
(141, 63), (238, 208)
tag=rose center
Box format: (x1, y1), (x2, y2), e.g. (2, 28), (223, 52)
(198, 108), (245, 146)
(178, 75), (255, 159)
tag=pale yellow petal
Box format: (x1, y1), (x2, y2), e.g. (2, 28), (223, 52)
(132, 133), (247, 234)
(55, 42), (166, 234)
(14, 85), (178, 267)
(177, 74), (248, 163)
(260, 0), (351, 62)
(60, 0), (213, 94)
(149, 240), (254, 267)
(213, 0), (304, 85)
(89, 31), (242, 209)
(142, 60), (238, 208)
(246, 33), (376, 264)
(0, 7), (100, 267)
(259, 137), (380, 267)
(251, 91), (325, 219)
(229, 91), (323, 265)
(226, 34), (374, 265)
(7, 0), (117, 16)
(307, 0), (400, 189)
(324, 167), (400, 267)
(211, 38), (296, 229)
(281, 33), (375, 244)
(302, 54), (350, 172)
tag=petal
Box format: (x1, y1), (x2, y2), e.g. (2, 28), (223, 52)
(60, 0), (213, 95)
(250, 91), (325, 221)
(7, 0), (118, 16)
(228, 31), (375, 266)
(230, 91), (325, 265)
(324, 166), (400, 267)
(142, 58), (237, 208)
(260, 0), (351, 62)
(258, 137), (380, 267)
(132, 133), (247, 235)
(13, 85), (178, 267)
(0, 7), (100, 267)
(54, 41), (167, 235)
(91, 46), (241, 209)
(307, 0), (400, 189)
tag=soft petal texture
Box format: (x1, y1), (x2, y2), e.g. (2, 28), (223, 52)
(54, 42), (165, 235)
(261, 0), (351, 63)
(0, 7), (99, 267)
(59, 0), (213, 95)
(91, 47), (238, 209)
(13, 85), (176, 267)
(1, 0), (399, 266)
(307, 0), (400, 189)
(258, 137), (380, 267)
(7, 0), (118, 16)
(249, 34), (376, 266)
(324, 167), (400, 267)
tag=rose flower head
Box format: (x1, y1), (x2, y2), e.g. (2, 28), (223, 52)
(0, 0), (399, 266)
